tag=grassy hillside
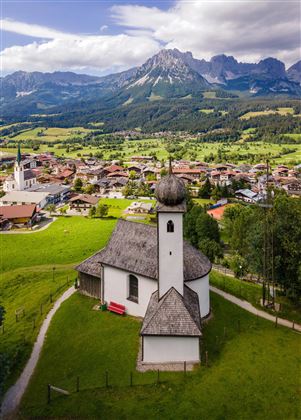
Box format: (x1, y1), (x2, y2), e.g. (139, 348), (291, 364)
(20, 292), (301, 419)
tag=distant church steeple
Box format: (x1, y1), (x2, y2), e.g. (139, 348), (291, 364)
(14, 143), (25, 190)
(17, 143), (22, 165)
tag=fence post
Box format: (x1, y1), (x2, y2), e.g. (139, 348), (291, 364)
(223, 327), (227, 339)
(292, 320), (295, 330)
(184, 361), (186, 378)
(275, 316), (278, 328)
(15, 314), (18, 323)
(33, 319), (35, 330)
(47, 384), (51, 404)
(105, 371), (109, 388)
(157, 369), (160, 385)
(130, 371), (133, 387)
(205, 351), (208, 367)
(76, 376), (79, 392)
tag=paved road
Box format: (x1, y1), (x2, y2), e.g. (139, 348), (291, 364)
(210, 285), (301, 332)
(0, 287), (76, 419)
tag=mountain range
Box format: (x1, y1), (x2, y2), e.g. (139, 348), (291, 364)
(1, 49), (301, 117)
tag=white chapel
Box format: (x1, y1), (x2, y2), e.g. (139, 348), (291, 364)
(76, 170), (211, 364)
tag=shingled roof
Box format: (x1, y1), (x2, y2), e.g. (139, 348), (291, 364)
(75, 219), (211, 281)
(141, 285), (201, 336)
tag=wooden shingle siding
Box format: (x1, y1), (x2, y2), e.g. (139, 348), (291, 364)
(79, 273), (101, 299)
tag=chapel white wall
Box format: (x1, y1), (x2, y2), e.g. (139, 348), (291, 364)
(186, 274), (210, 318)
(143, 336), (200, 363)
(103, 266), (157, 317)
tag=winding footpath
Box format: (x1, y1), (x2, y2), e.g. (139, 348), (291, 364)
(210, 285), (301, 332)
(0, 286), (76, 419)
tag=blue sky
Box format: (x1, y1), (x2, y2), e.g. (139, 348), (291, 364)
(1, 0), (300, 75)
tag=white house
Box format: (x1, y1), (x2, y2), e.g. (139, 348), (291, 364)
(76, 170), (211, 365)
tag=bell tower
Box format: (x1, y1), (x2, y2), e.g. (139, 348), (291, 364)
(156, 161), (186, 298)
(14, 143), (25, 190)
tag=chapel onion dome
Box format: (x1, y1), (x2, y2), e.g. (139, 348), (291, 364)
(155, 174), (186, 206)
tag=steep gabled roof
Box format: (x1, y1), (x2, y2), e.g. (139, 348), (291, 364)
(75, 219), (211, 281)
(141, 286), (201, 337)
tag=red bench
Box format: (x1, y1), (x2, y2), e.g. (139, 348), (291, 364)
(108, 301), (126, 315)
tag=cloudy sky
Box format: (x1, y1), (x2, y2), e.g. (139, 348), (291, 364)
(1, 0), (300, 75)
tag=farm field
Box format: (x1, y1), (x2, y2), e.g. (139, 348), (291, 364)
(239, 107), (298, 120)
(19, 292), (301, 419)
(1, 139), (301, 165)
(1, 126), (93, 142)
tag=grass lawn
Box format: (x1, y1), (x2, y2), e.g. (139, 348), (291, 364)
(193, 198), (214, 206)
(210, 270), (301, 324)
(239, 107), (295, 120)
(0, 265), (74, 394)
(0, 216), (116, 273)
(0, 215), (117, 398)
(20, 292), (301, 419)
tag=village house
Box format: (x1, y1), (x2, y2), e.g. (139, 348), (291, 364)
(126, 201), (153, 214)
(69, 194), (99, 210)
(0, 190), (49, 209)
(28, 183), (71, 205)
(235, 189), (258, 203)
(0, 204), (38, 230)
(76, 170), (211, 365)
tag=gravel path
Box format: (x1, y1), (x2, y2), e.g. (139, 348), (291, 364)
(210, 286), (301, 332)
(0, 287), (76, 419)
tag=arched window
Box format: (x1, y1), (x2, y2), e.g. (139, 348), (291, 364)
(167, 220), (174, 233)
(128, 274), (138, 303)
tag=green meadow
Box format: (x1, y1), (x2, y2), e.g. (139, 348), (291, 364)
(1, 138), (300, 165)
(19, 292), (301, 419)
(1, 126), (93, 142)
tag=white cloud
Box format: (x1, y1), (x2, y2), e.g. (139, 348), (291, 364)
(100, 25), (108, 32)
(112, 0), (301, 67)
(1, 0), (300, 75)
(1, 19), (161, 74)
(1, 18), (75, 39)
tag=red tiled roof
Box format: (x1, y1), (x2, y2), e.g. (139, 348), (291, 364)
(107, 171), (128, 178)
(173, 168), (203, 174)
(0, 204), (37, 219)
(104, 165), (124, 173)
